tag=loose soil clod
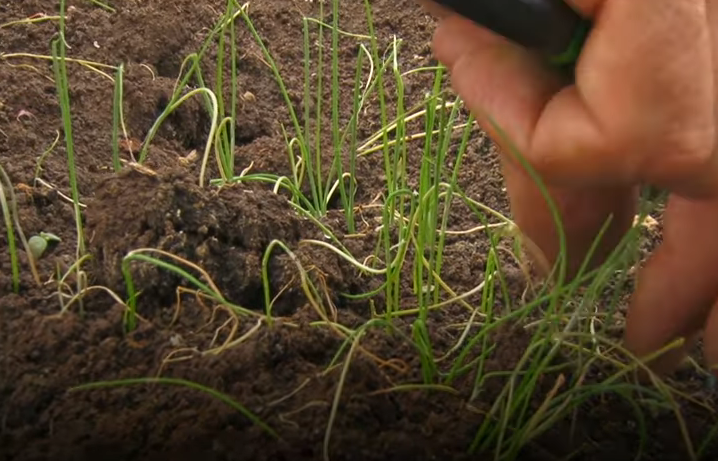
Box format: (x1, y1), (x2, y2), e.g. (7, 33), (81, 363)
(85, 166), (313, 317)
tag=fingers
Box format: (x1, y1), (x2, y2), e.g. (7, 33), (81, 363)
(628, 0), (718, 373)
(531, 0), (716, 194)
(432, 14), (563, 155)
(501, 157), (637, 279)
(432, 0), (716, 195)
(624, 196), (718, 374)
(432, 10), (638, 281)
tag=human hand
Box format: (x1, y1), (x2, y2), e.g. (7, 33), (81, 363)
(418, 0), (718, 375)
(422, 0), (718, 198)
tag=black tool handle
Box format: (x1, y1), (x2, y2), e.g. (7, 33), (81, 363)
(429, 0), (590, 67)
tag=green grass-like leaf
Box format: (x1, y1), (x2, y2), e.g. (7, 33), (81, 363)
(70, 377), (280, 440)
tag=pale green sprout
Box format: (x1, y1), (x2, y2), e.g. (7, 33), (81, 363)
(28, 232), (62, 260)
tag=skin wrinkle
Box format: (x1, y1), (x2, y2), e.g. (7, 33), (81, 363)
(528, 86), (613, 182)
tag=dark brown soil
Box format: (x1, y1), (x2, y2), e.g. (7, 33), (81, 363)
(1, 1), (716, 461)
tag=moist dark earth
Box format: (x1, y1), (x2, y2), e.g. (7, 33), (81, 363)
(1, 1), (716, 461)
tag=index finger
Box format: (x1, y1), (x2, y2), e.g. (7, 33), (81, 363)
(432, 14), (564, 157)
